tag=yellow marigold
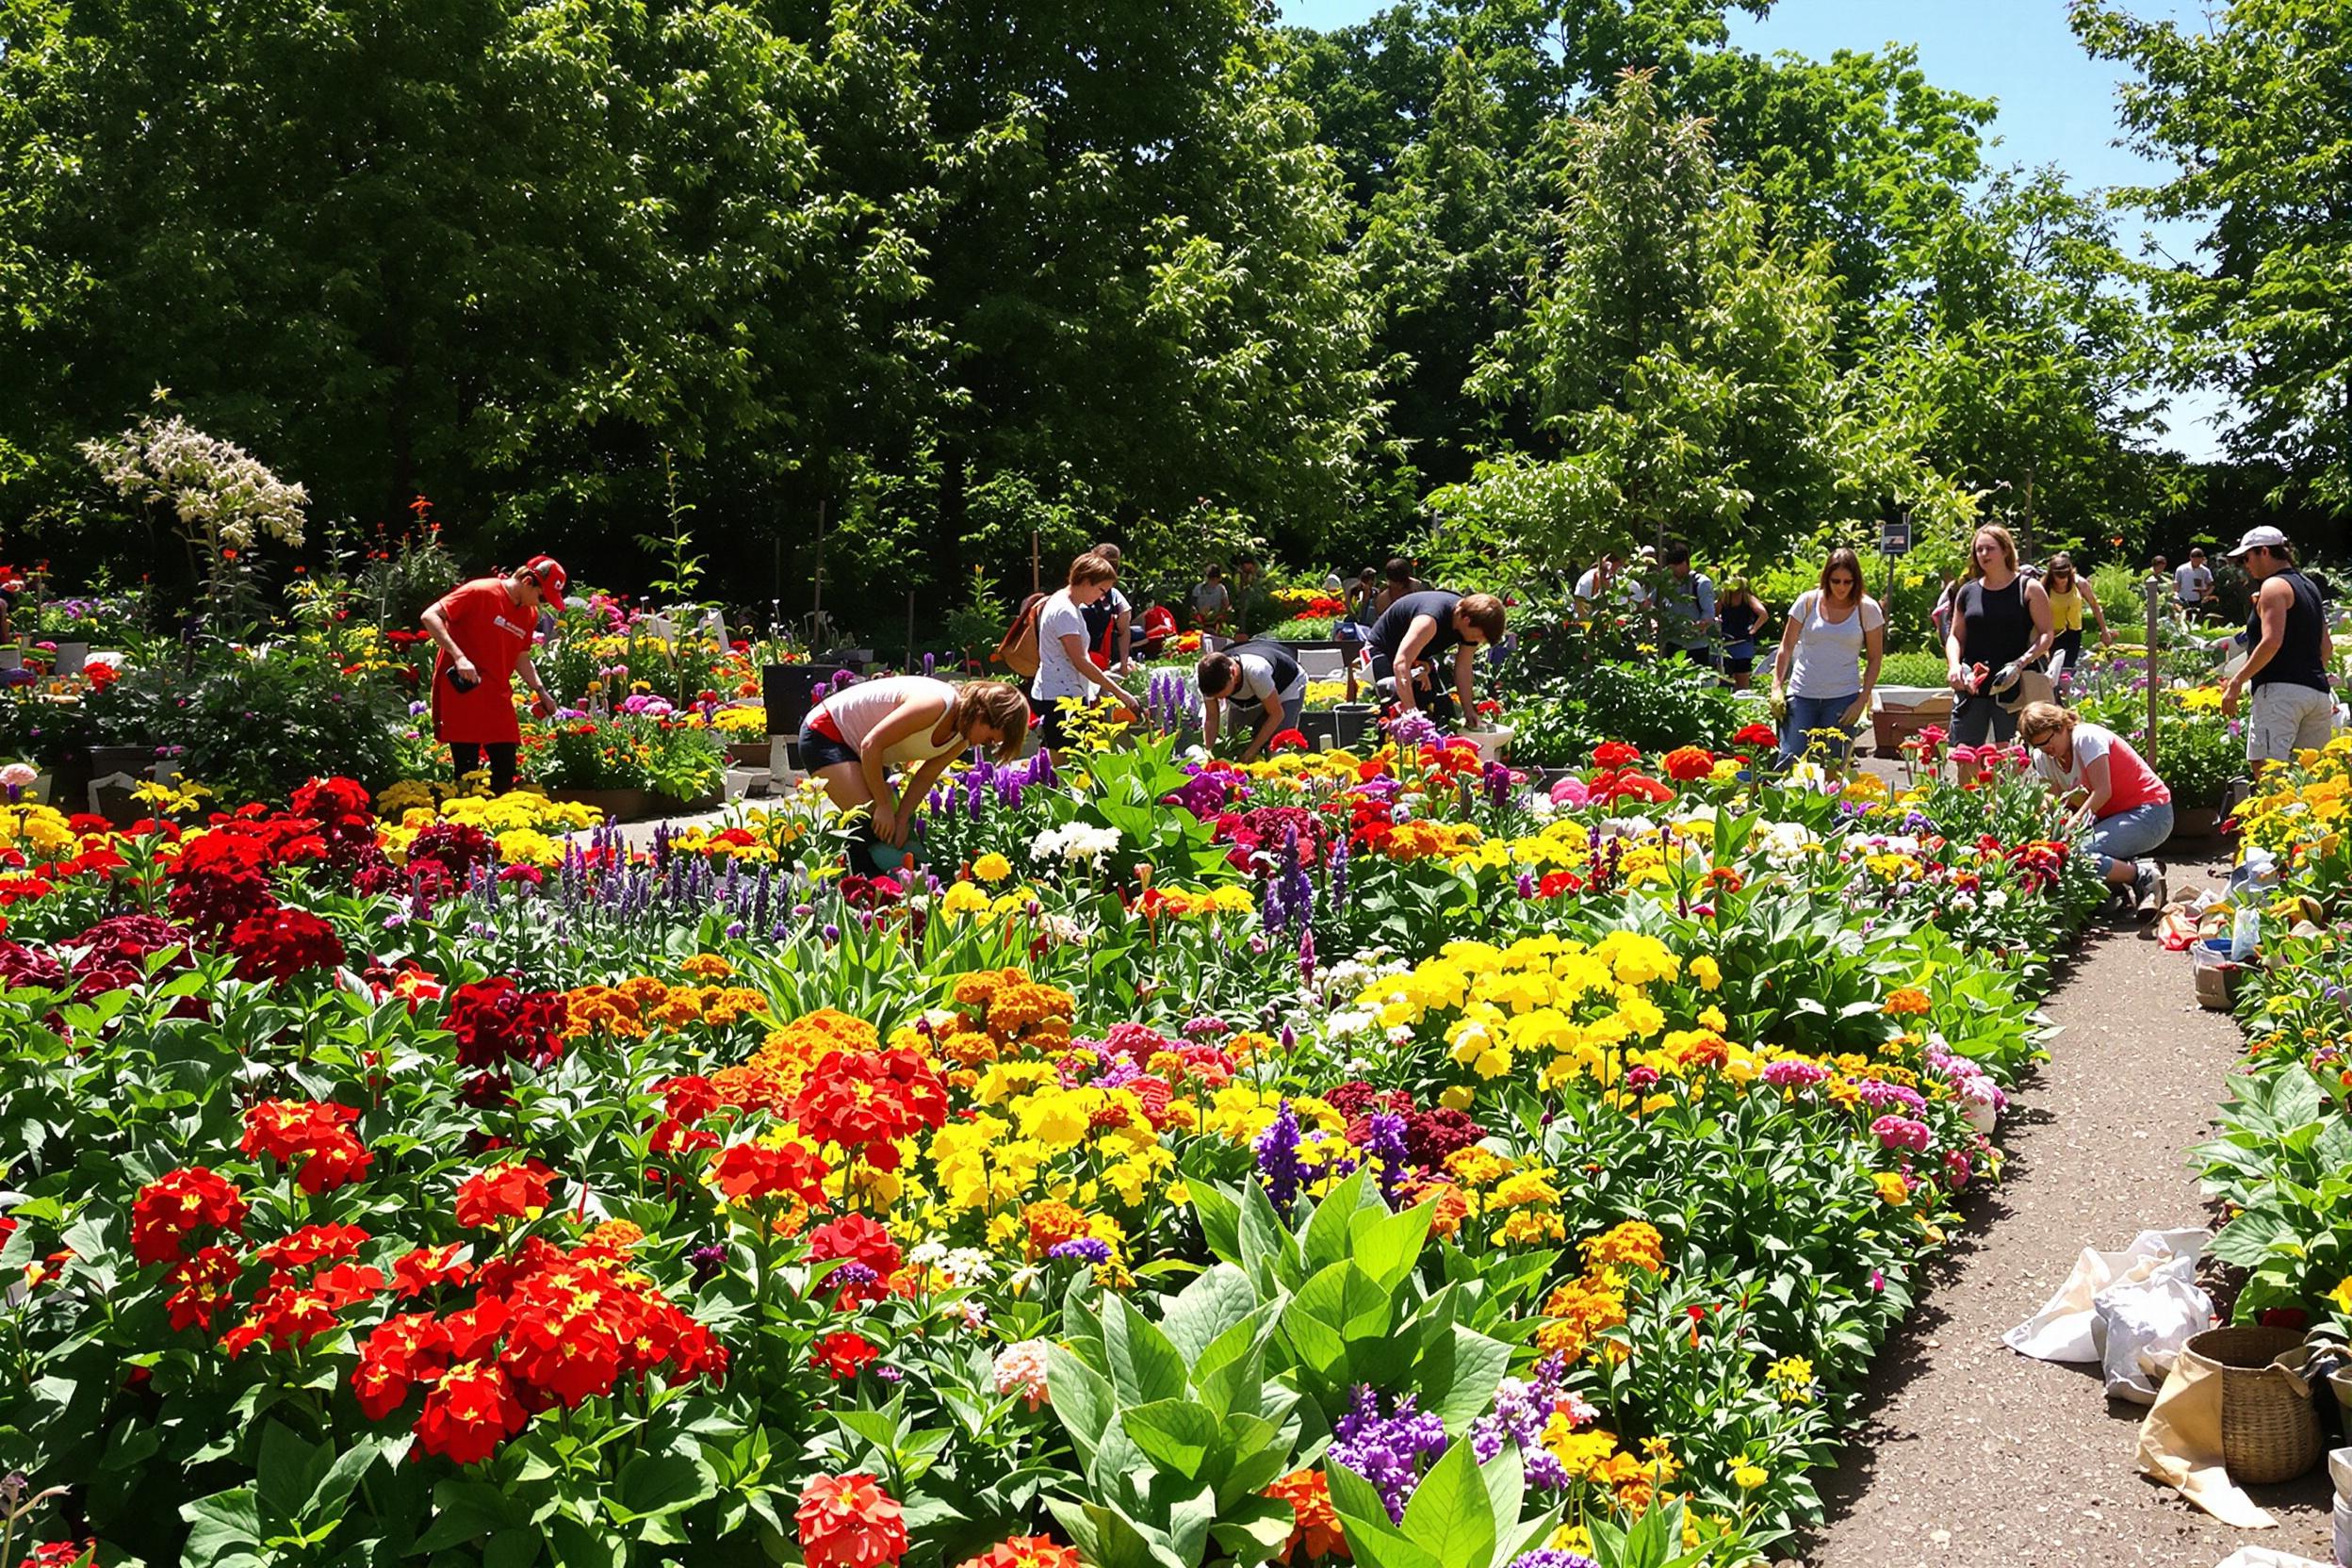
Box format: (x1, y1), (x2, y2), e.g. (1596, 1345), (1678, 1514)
(972, 853), (1013, 883)
(1689, 956), (1721, 991)
(939, 881), (991, 917)
(680, 954), (735, 980)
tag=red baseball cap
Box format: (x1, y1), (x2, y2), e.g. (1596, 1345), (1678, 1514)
(522, 555), (567, 610)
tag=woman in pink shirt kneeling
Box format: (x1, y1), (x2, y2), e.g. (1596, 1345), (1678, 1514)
(2017, 700), (2173, 917)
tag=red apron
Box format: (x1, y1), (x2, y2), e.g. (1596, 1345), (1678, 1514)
(429, 578), (534, 744)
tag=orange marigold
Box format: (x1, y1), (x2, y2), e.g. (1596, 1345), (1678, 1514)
(1581, 1219), (1665, 1274)
(1265, 1469), (1348, 1562)
(1883, 987), (1932, 1017)
(955, 1537), (1081, 1568)
(1021, 1200), (1092, 1260)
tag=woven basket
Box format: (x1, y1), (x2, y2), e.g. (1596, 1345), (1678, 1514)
(2183, 1325), (2322, 1484)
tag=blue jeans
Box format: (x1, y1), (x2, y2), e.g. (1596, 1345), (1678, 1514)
(2087, 801), (2174, 877)
(1779, 693), (1859, 765)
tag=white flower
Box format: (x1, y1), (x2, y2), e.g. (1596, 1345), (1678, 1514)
(0, 763), (36, 790)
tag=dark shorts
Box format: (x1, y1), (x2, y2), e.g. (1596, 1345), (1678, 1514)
(796, 721), (859, 773)
(1950, 694), (2017, 746)
(1031, 694), (1086, 752)
(1675, 645), (1715, 668)
(1368, 651), (1458, 723)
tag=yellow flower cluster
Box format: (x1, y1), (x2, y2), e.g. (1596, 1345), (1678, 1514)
(563, 974), (772, 1040)
(2236, 734), (2352, 855)
(0, 803), (79, 856)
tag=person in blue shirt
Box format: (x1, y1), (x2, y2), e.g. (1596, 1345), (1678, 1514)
(1659, 544), (1716, 668)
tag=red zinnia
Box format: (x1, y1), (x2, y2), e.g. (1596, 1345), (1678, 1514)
(796, 1473), (909, 1568)
(1592, 741), (1642, 768)
(1662, 745), (1716, 782)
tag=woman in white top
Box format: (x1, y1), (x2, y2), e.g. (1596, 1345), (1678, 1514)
(1770, 547), (1885, 765)
(799, 676), (1031, 847)
(1031, 552), (1140, 760)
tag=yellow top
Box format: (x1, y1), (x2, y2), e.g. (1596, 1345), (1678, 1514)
(2047, 583), (2082, 633)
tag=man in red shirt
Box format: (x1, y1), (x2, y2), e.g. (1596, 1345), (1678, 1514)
(420, 556), (565, 793)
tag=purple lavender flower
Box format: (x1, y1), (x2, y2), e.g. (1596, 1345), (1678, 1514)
(1330, 1387), (1448, 1522)
(1364, 1112), (1409, 1208)
(1505, 1553), (1600, 1568)
(1048, 1237), (1112, 1266)
(1254, 1099), (1305, 1215)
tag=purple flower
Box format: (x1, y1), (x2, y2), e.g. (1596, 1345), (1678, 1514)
(1330, 1387), (1448, 1522)
(1364, 1112), (1409, 1209)
(1506, 1553), (1600, 1568)
(1470, 1355), (1573, 1492)
(1254, 1099), (1305, 1215)
(1048, 1237), (1112, 1266)
(688, 1243), (727, 1281)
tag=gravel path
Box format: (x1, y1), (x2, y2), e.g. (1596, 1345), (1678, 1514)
(1796, 853), (2338, 1568)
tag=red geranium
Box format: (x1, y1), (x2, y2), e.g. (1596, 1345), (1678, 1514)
(454, 1162), (554, 1229)
(444, 976), (569, 1071)
(130, 1166), (248, 1265)
(797, 1473), (909, 1568)
(415, 1360), (529, 1464)
(806, 1213), (903, 1308)
(792, 1049), (948, 1171)
(710, 1141), (831, 1204)
(811, 1331), (880, 1380)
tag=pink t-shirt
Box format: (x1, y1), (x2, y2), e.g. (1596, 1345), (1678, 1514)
(2033, 722), (2170, 816)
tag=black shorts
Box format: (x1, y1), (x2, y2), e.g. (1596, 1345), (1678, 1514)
(796, 721), (859, 773)
(1950, 694), (2017, 746)
(1031, 694), (1086, 752)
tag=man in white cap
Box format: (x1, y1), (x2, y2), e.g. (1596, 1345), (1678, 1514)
(2215, 525), (2335, 763)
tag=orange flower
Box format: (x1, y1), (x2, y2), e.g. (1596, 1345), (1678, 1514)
(954, 1537), (1080, 1568)
(1883, 987), (1932, 1016)
(1266, 1469), (1348, 1561)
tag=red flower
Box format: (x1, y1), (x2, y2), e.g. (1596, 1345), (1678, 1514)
(164, 1244), (242, 1331)
(20, 1543), (98, 1568)
(653, 1075), (722, 1123)
(710, 1141), (831, 1204)
(218, 1283), (341, 1358)
(240, 1102), (373, 1194)
(227, 906), (346, 982)
(454, 1162), (553, 1229)
(391, 1242), (473, 1298)
(253, 1222), (369, 1273)
(806, 1213), (903, 1308)
(1733, 722), (1777, 747)
(415, 1360), (529, 1464)
(956, 1537), (1081, 1568)
(130, 1167), (248, 1266)
(796, 1473), (909, 1568)
(792, 1049), (948, 1170)
(444, 976), (569, 1070)
(811, 1331), (880, 1380)
(1662, 745), (1716, 782)
(352, 1312), (453, 1418)
(1592, 741), (1642, 768)
(1266, 728), (1308, 754)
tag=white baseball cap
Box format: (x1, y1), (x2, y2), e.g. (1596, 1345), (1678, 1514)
(2227, 525), (2290, 559)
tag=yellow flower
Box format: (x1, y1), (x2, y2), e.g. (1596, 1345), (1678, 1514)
(1873, 1172), (1911, 1205)
(2328, 1277), (2352, 1316)
(1690, 956), (1721, 991)
(939, 881), (990, 917)
(1732, 1463), (1768, 1491)
(973, 853), (1013, 883)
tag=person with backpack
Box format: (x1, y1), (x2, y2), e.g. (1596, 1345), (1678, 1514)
(1083, 541), (1134, 671)
(1029, 553), (1139, 759)
(1197, 641), (1307, 761)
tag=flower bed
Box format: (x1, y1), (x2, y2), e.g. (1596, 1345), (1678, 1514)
(2191, 739), (2352, 1331)
(0, 737), (2103, 1568)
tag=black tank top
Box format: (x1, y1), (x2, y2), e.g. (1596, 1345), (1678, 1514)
(1224, 640), (1302, 708)
(1956, 577), (2031, 671)
(2249, 568), (2328, 693)
(1719, 600), (1761, 643)
(1369, 590), (1462, 664)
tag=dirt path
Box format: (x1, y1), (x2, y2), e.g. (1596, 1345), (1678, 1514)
(1797, 855), (2338, 1568)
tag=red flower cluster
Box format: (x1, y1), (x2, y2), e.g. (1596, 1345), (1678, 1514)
(454, 1162), (554, 1229)
(797, 1473), (909, 1568)
(1733, 721), (1779, 747)
(445, 976), (569, 1071)
(351, 1236), (727, 1463)
(20, 1543), (99, 1568)
(241, 1100), (373, 1193)
(228, 906), (346, 982)
(792, 1049), (948, 1171)
(811, 1330), (879, 1380)
(710, 1141), (831, 1204)
(1662, 745), (1718, 782)
(806, 1213), (903, 1308)
(288, 776), (378, 868)
(165, 832), (276, 938)
(130, 1167), (249, 1265)
(392, 1241), (473, 1298)
(1586, 764), (1674, 806)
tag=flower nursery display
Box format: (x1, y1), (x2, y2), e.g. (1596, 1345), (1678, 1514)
(0, 714), (2113, 1568)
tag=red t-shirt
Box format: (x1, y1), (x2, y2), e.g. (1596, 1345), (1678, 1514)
(2032, 722), (2170, 817)
(429, 578), (534, 743)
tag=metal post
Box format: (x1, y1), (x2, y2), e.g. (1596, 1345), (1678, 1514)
(2143, 575), (2162, 768)
(905, 592), (915, 673)
(1030, 531), (1041, 598)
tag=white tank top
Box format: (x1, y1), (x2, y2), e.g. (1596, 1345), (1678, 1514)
(813, 677), (965, 766)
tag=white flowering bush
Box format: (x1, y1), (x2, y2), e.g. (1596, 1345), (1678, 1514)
(79, 415), (308, 561)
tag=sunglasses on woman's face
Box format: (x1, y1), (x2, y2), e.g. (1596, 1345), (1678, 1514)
(1827, 576), (1856, 589)
(1973, 543), (2001, 555)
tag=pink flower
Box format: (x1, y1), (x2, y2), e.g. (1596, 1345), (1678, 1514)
(1870, 1268), (1886, 1292)
(992, 1338), (1053, 1410)
(1870, 1114), (1932, 1153)
(1549, 776), (1591, 808)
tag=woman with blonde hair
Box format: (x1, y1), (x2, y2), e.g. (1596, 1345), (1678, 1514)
(800, 677), (1030, 852)
(2017, 700), (2170, 915)
(1770, 547), (1883, 764)
(1032, 552), (1139, 760)
(1946, 523), (2053, 779)
(2040, 552), (2111, 681)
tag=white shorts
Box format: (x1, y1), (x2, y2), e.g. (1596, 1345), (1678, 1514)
(2248, 681), (2335, 764)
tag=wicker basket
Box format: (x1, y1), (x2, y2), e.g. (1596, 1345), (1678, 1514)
(2183, 1325), (2323, 1484)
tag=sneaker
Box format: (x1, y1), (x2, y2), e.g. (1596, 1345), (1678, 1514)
(2132, 861), (2166, 921)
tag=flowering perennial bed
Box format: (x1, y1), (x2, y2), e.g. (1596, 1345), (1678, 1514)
(0, 734), (2103, 1568)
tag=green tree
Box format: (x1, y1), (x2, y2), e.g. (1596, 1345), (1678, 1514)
(2075, 0), (2352, 508)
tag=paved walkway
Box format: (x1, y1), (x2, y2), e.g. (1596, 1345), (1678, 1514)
(1798, 853), (2338, 1568)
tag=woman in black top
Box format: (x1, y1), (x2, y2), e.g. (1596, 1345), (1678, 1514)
(1715, 579), (1770, 689)
(1944, 524), (2052, 778)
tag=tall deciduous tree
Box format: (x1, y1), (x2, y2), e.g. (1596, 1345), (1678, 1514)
(2075, 0), (2352, 508)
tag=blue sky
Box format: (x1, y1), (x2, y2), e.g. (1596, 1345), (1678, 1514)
(1275, 0), (2228, 460)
